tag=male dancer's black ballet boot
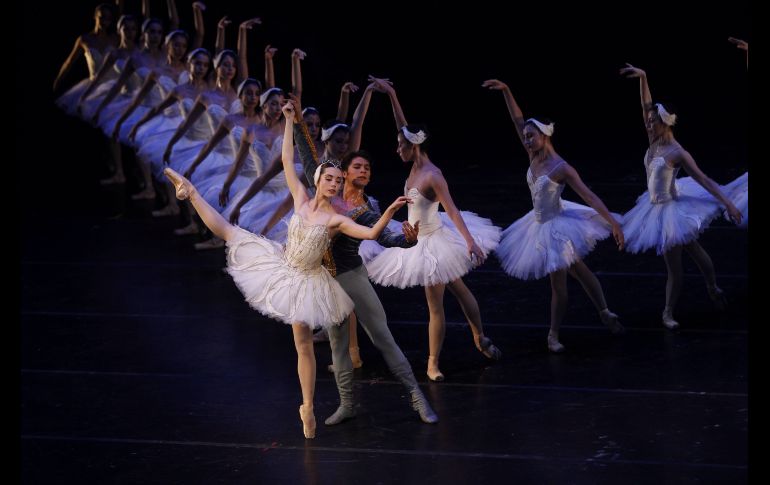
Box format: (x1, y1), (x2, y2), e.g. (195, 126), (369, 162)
(324, 369), (357, 425)
(392, 361), (438, 423)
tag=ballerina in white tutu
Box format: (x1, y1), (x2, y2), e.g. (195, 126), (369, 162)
(619, 64), (743, 329)
(162, 99), (409, 439)
(365, 80), (502, 381)
(482, 79), (625, 353)
(53, 4), (118, 110)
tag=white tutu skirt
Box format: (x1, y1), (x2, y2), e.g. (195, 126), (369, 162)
(365, 211), (501, 288)
(77, 79), (119, 122)
(133, 108), (182, 149)
(226, 227), (353, 329)
(234, 189), (293, 243)
(55, 78), (90, 116)
(96, 94), (133, 136)
(622, 175), (744, 254)
(359, 220), (405, 263)
(116, 105), (152, 145)
(496, 200), (614, 280)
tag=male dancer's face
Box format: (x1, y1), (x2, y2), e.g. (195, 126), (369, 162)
(343, 156), (371, 189)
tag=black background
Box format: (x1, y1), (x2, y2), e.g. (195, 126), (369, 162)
(33, 0), (749, 184)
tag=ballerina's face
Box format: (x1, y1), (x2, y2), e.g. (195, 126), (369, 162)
(120, 20), (138, 44)
(263, 93), (285, 120)
(216, 55), (237, 82)
(190, 53), (210, 79)
(240, 84), (261, 109)
(396, 133), (416, 162)
(317, 166), (343, 196)
(168, 35), (188, 62)
(304, 113), (321, 139)
(144, 22), (163, 49)
(326, 131), (350, 159)
(523, 124), (546, 152)
(96, 7), (114, 30)
(645, 110), (667, 137)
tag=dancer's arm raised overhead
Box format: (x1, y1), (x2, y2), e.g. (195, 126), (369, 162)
(482, 79), (527, 147)
(728, 37), (748, 68)
(618, 64), (654, 143)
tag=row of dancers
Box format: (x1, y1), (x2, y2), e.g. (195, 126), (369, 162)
(54, 4), (749, 439)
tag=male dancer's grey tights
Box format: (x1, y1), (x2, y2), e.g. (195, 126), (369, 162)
(325, 265), (437, 425)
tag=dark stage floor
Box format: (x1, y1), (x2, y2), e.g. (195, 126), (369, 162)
(20, 115), (748, 484)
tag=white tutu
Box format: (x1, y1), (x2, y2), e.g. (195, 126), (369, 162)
(359, 219), (402, 263)
(133, 105), (183, 153)
(496, 200), (614, 280)
(164, 103), (229, 177)
(78, 77), (119, 121)
(96, 66), (151, 136)
(623, 175), (743, 254)
(55, 46), (114, 117)
(226, 220), (353, 329)
(366, 201), (501, 289)
(190, 126), (245, 206)
(223, 135), (299, 242)
(55, 78), (91, 116)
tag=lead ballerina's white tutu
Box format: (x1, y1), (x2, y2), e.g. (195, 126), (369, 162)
(161, 99), (409, 439)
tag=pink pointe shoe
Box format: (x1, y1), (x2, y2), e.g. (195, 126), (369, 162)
(299, 405), (316, 439)
(163, 168), (194, 200)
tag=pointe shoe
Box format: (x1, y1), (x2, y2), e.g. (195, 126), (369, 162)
(194, 237), (225, 250)
(426, 356), (444, 382)
(600, 309), (625, 335)
(163, 168), (194, 200)
(474, 335), (502, 360)
(662, 308), (680, 330)
(151, 204), (180, 217)
(99, 173), (126, 185)
(547, 333), (565, 353)
(706, 285), (727, 311)
(349, 346), (363, 369)
(299, 405), (316, 439)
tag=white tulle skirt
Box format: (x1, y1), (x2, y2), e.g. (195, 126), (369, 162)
(365, 211), (501, 288)
(622, 174), (746, 254)
(55, 78), (90, 116)
(358, 220), (406, 263)
(496, 200), (614, 280)
(226, 227), (353, 329)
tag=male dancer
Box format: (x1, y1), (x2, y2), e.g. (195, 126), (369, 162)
(292, 100), (438, 425)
